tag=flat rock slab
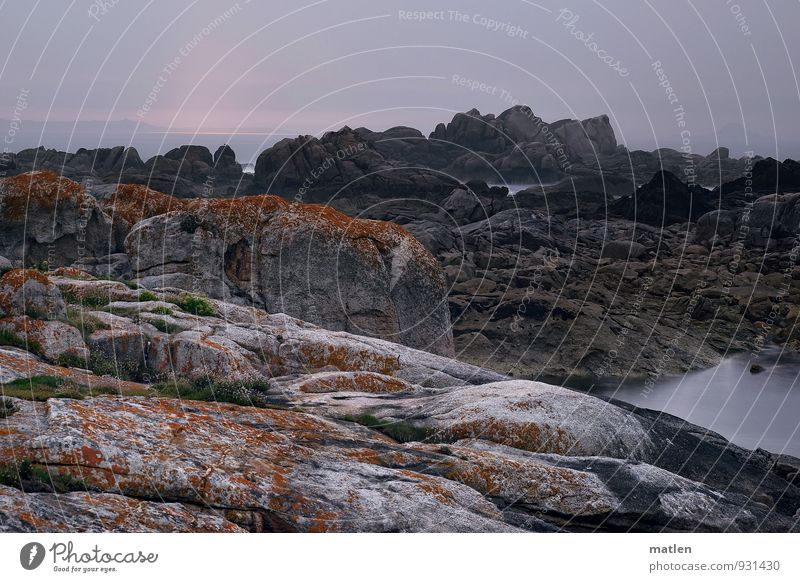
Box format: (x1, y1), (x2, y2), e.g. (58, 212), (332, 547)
(3, 396), (515, 532)
(0, 485), (244, 532)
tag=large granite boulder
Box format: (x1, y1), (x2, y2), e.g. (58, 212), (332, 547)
(124, 195), (454, 356)
(0, 269), (66, 320)
(695, 209), (739, 241)
(0, 172), (114, 265)
(738, 192), (800, 246)
(696, 190), (800, 247)
(212, 144), (243, 181)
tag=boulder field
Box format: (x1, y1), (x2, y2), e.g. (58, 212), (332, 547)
(348, 171), (800, 380)
(5, 159), (800, 381)
(0, 270), (797, 532)
(5, 164), (800, 379)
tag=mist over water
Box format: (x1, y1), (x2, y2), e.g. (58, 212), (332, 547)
(588, 348), (800, 456)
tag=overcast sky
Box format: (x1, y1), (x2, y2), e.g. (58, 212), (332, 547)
(1, 0), (799, 157)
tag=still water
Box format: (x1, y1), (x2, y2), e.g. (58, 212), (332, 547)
(585, 348), (800, 457)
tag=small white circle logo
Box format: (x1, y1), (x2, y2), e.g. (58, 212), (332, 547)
(20, 542), (45, 570)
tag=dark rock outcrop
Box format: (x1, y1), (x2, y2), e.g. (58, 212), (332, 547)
(8, 144), (250, 199)
(253, 126), (458, 202)
(610, 170), (714, 225)
(719, 157), (800, 200)
(431, 106), (616, 157)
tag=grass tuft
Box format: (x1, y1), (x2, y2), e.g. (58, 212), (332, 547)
(56, 352), (88, 369)
(63, 307), (111, 341)
(152, 376), (272, 407)
(342, 413), (438, 444)
(137, 290), (157, 302)
(0, 397), (18, 418)
(0, 459), (89, 492)
(0, 374), (138, 401)
(175, 294), (215, 317)
(148, 318), (178, 334)
(0, 329), (43, 356)
(63, 290), (111, 308)
(1, 375), (86, 401)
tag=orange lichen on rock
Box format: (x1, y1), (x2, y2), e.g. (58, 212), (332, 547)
(0, 485), (245, 532)
(295, 203), (424, 252)
(298, 343), (400, 376)
(50, 267), (95, 280)
(0, 346), (148, 394)
(410, 443), (617, 516)
(398, 470), (456, 505)
(343, 447), (384, 465)
(187, 195), (288, 235)
(272, 201), (441, 274)
(0, 269), (62, 318)
(0, 268), (50, 291)
(296, 371), (411, 394)
(187, 195), (438, 271)
(103, 184), (185, 227)
(442, 419), (575, 455)
(0, 171), (86, 220)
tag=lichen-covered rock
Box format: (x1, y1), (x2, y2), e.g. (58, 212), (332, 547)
(125, 195), (454, 356)
(303, 379), (654, 458)
(421, 440), (789, 532)
(0, 485), (244, 532)
(45, 283), (494, 387)
(421, 381), (653, 458)
(0, 172), (114, 265)
(0, 392), (794, 532)
(83, 311), (166, 378)
(3, 397), (515, 532)
(0, 269), (66, 320)
(0, 276), (797, 533)
(167, 330), (261, 380)
(102, 183), (183, 234)
(287, 371), (414, 394)
(412, 440), (618, 517)
(0, 316), (88, 360)
(71, 253), (132, 280)
(49, 275), (136, 305)
(0, 346), (147, 393)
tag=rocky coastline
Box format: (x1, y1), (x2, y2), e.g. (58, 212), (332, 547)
(2, 106), (800, 532)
